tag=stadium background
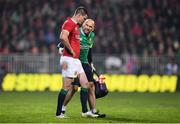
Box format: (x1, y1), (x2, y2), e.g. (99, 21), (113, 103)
(0, 0), (180, 123)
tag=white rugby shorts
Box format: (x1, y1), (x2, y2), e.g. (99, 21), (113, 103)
(60, 56), (84, 78)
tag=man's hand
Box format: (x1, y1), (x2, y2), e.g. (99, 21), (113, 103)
(70, 49), (76, 57)
(57, 42), (64, 55)
(58, 47), (64, 55)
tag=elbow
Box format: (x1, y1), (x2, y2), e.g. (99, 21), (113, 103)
(59, 36), (64, 42)
(59, 35), (67, 44)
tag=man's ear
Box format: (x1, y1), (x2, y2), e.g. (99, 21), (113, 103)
(92, 24), (95, 31)
(92, 26), (95, 31)
(77, 13), (81, 18)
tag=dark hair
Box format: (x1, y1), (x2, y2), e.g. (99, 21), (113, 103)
(74, 6), (88, 16)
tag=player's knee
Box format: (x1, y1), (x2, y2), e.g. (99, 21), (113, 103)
(89, 82), (94, 88)
(81, 81), (89, 89)
(89, 83), (95, 92)
(63, 84), (72, 90)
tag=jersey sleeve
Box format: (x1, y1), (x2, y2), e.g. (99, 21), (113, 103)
(61, 20), (74, 33)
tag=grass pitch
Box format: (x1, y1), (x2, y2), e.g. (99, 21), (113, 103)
(0, 92), (180, 123)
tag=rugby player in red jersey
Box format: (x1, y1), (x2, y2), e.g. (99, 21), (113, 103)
(56, 6), (98, 118)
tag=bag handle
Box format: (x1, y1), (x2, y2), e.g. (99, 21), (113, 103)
(93, 69), (100, 77)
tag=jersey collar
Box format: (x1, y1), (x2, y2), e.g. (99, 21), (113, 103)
(71, 18), (78, 24)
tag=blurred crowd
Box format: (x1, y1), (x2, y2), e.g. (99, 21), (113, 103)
(0, 0), (179, 57)
(0, 0), (179, 75)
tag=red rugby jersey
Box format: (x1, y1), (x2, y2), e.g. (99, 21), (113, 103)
(61, 18), (80, 58)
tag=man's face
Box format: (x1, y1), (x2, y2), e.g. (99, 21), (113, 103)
(78, 14), (88, 25)
(82, 20), (94, 34)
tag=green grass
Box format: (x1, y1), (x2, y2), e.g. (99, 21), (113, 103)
(0, 92), (180, 123)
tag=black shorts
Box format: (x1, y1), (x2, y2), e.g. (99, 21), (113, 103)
(72, 63), (94, 86)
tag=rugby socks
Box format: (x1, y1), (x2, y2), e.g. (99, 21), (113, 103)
(56, 89), (68, 116)
(91, 108), (97, 113)
(80, 87), (88, 113)
(62, 105), (66, 114)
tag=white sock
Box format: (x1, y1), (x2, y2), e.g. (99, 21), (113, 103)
(91, 108), (97, 113)
(62, 105), (66, 111)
